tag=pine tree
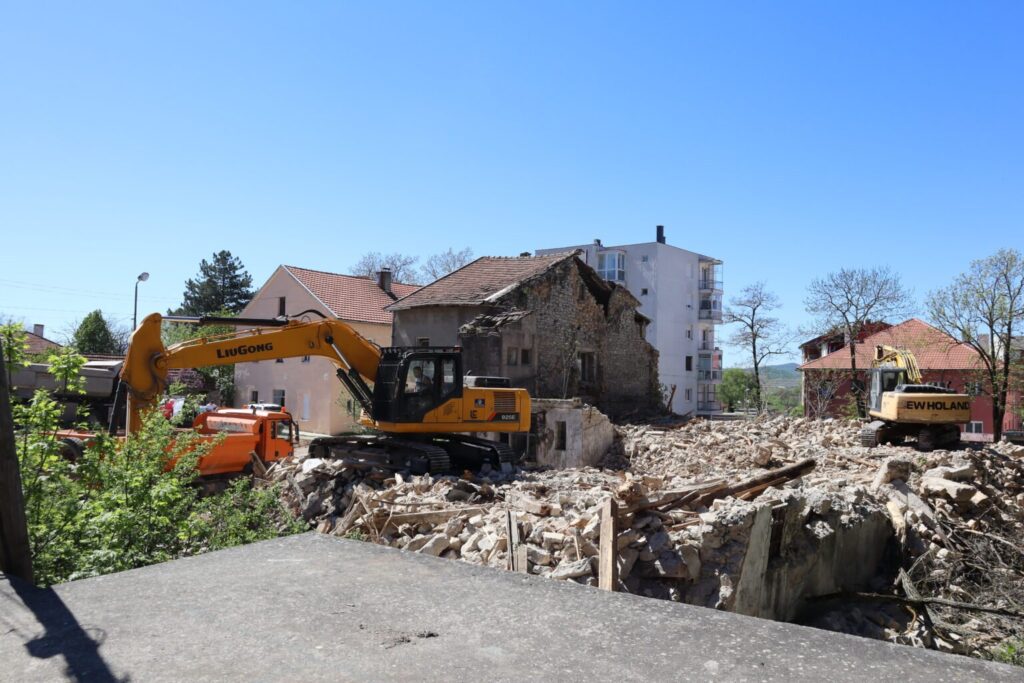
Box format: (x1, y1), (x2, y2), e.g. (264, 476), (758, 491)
(177, 251), (254, 315)
(72, 310), (119, 355)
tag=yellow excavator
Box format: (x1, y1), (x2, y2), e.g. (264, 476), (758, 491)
(118, 311), (531, 473)
(859, 345), (971, 451)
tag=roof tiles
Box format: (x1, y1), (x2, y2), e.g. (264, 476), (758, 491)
(799, 319), (980, 371)
(386, 253), (577, 311)
(283, 266), (420, 325)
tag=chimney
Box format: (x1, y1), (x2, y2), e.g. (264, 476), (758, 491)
(594, 238), (602, 247)
(33, 323), (44, 338)
(377, 268), (393, 296)
(656, 225), (665, 244)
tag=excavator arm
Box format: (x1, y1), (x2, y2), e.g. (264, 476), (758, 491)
(872, 345), (923, 384)
(121, 313), (382, 433)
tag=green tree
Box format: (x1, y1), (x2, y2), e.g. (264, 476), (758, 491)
(719, 368), (756, 412)
(162, 316), (239, 405)
(176, 250), (254, 315)
(1, 320), (30, 388)
(71, 309), (119, 355)
(15, 354), (303, 586)
(927, 248), (1024, 441)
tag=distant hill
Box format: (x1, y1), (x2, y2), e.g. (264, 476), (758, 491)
(725, 362), (801, 389)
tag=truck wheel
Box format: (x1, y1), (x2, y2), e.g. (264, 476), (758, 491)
(59, 437), (85, 462)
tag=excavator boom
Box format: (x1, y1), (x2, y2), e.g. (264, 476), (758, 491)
(119, 312), (530, 473)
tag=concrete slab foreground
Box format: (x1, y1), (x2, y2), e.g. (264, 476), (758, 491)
(1, 533), (1017, 681)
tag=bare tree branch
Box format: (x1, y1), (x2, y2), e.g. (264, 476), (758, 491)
(804, 266), (914, 417)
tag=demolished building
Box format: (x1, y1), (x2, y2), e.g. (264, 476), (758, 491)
(386, 252), (661, 418)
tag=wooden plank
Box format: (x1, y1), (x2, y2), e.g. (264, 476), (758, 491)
(0, 345), (33, 582)
(375, 506), (487, 529)
(598, 498), (618, 591)
(621, 479), (728, 513)
(505, 509), (527, 572)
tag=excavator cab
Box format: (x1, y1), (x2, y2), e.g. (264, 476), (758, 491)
(371, 347), (464, 423)
(867, 367), (906, 413)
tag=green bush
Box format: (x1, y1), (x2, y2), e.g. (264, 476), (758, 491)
(15, 352), (303, 586)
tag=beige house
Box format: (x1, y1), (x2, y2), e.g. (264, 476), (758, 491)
(234, 265), (419, 435)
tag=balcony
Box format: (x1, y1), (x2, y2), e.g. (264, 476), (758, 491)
(698, 309), (723, 323)
(698, 342), (719, 353)
(698, 369), (722, 382)
(698, 278), (723, 292)
(697, 400), (722, 412)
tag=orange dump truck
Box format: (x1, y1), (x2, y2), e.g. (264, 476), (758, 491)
(58, 408), (298, 477)
(191, 408), (298, 475)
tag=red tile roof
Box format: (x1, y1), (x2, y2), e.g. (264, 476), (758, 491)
(799, 319), (980, 371)
(26, 332), (61, 355)
(386, 253), (577, 311)
(283, 266), (420, 325)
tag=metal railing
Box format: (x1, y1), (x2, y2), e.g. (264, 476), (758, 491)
(698, 342), (719, 352)
(698, 369), (722, 381)
(698, 309), (723, 322)
(698, 279), (723, 291)
(697, 401), (722, 412)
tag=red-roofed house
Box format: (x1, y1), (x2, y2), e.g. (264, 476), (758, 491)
(799, 318), (1019, 440)
(234, 265), (419, 435)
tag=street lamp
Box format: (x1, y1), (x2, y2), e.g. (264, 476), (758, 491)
(133, 272), (149, 330)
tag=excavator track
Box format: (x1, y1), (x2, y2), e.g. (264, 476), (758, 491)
(308, 434), (451, 475)
(423, 434), (519, 472)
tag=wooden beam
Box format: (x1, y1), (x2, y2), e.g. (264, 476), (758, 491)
(598, 498), (618, 591)
(0, 345), (33, 582)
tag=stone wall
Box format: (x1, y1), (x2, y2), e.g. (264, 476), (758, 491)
(459, 258), (660, 416)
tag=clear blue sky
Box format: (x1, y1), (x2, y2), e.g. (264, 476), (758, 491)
(1, 2), (1021, 364)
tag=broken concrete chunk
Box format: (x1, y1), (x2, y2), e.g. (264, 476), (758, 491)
(871, 456), (912, 491)
(418, 534), (451, 556)
(920, 477), (978, 504)
(549, 558), (593, 580)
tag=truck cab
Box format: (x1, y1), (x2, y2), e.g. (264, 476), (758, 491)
(192, 408), (298, 475)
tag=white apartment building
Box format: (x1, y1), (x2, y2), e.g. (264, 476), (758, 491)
(537, 225), (723, 415)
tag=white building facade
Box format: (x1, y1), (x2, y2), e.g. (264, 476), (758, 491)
(537, 225), (723, 415)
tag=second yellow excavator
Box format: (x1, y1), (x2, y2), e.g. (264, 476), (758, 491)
(119, 311), (531, 473)
(859, 345), (971, 451)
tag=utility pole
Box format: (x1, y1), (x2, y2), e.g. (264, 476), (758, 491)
(0, 345), (33, 582)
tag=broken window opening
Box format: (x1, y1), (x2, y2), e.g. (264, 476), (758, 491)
(272, 389), (286, 408)
(506, 347), (519, 366)
(578, 352), (597, 383)
(685, 355), (693, 372)
(555, 421), (567, 451)
(250, 390), (259, 403)
(520, 348), (532, 365)
(278, 296), (286, 317)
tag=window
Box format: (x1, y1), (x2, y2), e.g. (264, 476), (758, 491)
(685, 388), (692, 401)
(278, 297), (286, 317)
(506, 347), (519, 366)
(301, 394), (310, 421)
(686, 327), (692, 340)
(685, 356), (693, 371)
(440, 358), (457, 399)
(578, 352), (597, 383)
(965, 421), (984, 434)
(250, 390), (259, 403)
(520, 348), (532, 365)
(555, 421), (567, 451)
(641, 288), (648, 296)
(275, 420), (292, 441)
(417, 337), (430, 347)
(596, 252), (625, 283)
(302, 355), (310, 363)
(272, 389), (286, 407)
(641, 255), (649, 263)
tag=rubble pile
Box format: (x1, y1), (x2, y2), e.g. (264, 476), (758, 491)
(269, 416), (1024, 661)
